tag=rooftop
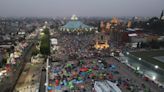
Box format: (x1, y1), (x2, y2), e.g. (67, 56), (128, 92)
(60, 15), (94, 31)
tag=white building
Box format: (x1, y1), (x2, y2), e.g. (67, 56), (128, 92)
(50, 38), (58, 45)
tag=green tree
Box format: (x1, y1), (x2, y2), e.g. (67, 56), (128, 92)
(40, 28), (50, 55)
(32, 48), (39, 56)
(2, 58), (7, 66)
(137, 42), (140, 48)
(149, 40), (160, 49)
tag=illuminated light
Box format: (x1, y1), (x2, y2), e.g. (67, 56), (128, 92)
(111, 52), (114, 56)
(71, 14), (78, 20)
(126, 52), (129, 55)
(40, 28), (43, 31)
(152, 76), (156, 80)
(155, 65), (159, 69)
(136, 66), (140, 71)
(40, 32), (45, 36)
(125, 59), (128, 63)
(138, 58), (142, 61)
(128, 33), (137, 37)
(98, 60), (102, 63)
(44, 83), (47, 86)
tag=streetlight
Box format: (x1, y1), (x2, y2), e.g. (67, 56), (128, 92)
(40, 28), (43, 32)
(136, 66), (140, 71)
(45, 57), (49, 92)
(126, 52), (129, 55)
(111, 52), (114, 56)
(154, 65), (159, 69)
(152, 76), (156, 80)
(44, 83), (47, 86)
(138, 58), (141, 61)
(98, 60), (102, 63)
(125, 59), (128, 63)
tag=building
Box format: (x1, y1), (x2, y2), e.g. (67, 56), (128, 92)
(160, 10), (164, 21)
(145, 35), (158, 42)
(59, 15), (97, 33)
(127, 20), (132, 28)
(94, 21), (109, 50)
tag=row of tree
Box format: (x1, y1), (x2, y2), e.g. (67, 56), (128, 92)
(131, 17), (164, 34)
(40, 28), (50, 55)
(137, 40), (164, 49)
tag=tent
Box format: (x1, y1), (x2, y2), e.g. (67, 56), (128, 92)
(80, 67), (88, 72)
(94, 80), (122, 92)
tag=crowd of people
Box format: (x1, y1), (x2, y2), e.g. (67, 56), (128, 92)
(49, 59), (118, 92)
(48, 33), (164, 92)
(57, 33), (111, 60)
(48, 57), (160, 92)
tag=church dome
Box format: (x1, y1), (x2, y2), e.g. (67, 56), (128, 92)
(71, 14), (78, 21)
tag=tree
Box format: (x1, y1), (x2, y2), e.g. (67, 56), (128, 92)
(32, 48), (39, 56)
(140, 42), (144, 48)
(44, 28), (50, 35)
(2, 58), (7, 66)
(149, 40), (160, 49)
(159, 41), (164, 47)
(1, 53), (8, 67)
(145, 17), (164, 34)
(40, 28), (50, 55)
(140, 42), (149, 48)
(137, 42), (140, 48)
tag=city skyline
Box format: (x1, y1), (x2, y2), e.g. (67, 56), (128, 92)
(0, 0), (163, 17)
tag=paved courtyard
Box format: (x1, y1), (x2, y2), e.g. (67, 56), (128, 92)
(14, 63), (42, 92)
(48, 33), (164, 92)
(153, 56), (164, 63)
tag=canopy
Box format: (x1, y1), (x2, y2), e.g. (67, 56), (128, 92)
(94, 80), (122, 92)
(80, 67), (88, 72)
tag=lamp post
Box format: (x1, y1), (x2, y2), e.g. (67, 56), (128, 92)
(152, 76), (156, 80)
(45, 56), (49, 92)
(125, 59), (128, 63)
(126, 52), (129, 55)
(154, 65), (159, 69)
(138, 58), (141, 61)
(136, 66), (140, 71)
(111, 52), (114, 56)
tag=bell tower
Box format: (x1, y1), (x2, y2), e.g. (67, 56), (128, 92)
(94, 21), (109, 50)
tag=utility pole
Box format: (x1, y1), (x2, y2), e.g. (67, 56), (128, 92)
(45, 56), (49, 92)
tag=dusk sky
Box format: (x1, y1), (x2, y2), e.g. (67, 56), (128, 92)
(0, 0), (163, 17)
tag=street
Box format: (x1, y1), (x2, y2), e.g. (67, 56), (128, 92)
(14, 63), (42, 92)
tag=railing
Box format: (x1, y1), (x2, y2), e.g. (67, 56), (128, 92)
(115, 53), (164, 88)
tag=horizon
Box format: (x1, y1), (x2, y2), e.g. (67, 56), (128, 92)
(0, 0), (163, 18)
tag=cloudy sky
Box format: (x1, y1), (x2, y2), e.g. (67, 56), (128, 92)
(0, 0), (163, 17)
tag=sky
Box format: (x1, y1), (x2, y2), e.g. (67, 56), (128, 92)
(0, 0), (163, 17)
